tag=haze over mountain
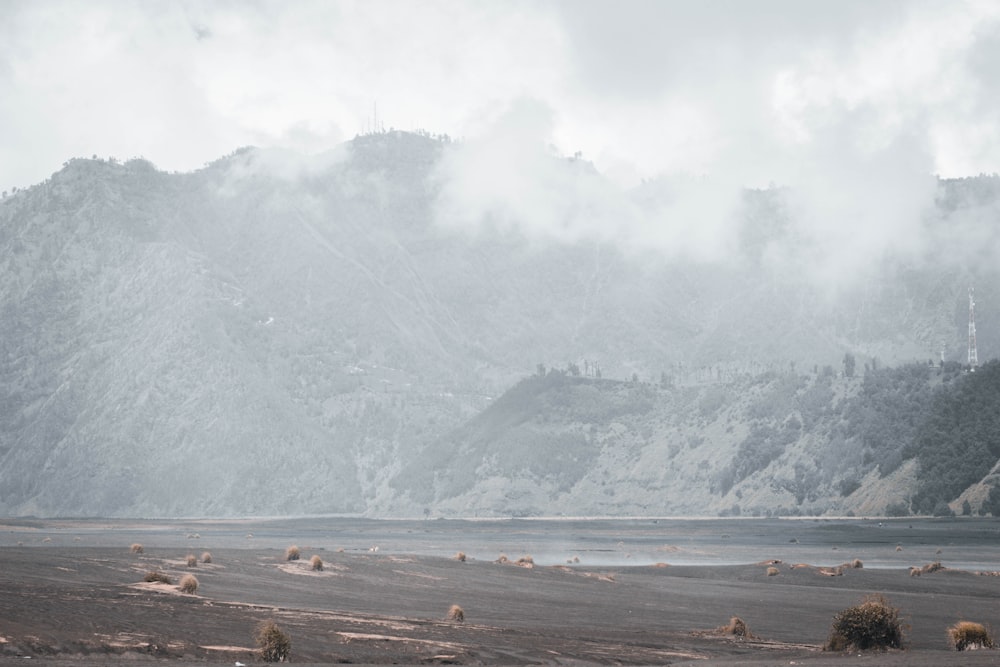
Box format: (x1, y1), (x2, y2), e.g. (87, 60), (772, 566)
(2, 130), (1000, 517)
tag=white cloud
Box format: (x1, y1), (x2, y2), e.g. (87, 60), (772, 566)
(2, 0), (1000, 285)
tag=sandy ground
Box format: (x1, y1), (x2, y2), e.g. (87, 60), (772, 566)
(1, 518), (999, 665)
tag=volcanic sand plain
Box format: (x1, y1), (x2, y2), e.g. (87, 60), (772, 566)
(2, 517), (1000, 666)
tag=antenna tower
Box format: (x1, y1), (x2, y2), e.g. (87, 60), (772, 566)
(968, 287), (978, 369)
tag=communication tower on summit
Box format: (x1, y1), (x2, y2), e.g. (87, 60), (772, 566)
(968, 287), (978, 369)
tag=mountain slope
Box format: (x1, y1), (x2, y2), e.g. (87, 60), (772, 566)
(394, 363), (1000, 518)
(1, 132), (1000, 516)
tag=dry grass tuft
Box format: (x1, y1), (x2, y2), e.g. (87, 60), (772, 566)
(496, 554), (509, 564)
(143, 571), (172, 585)
(186, 554), (198, 567)
(948, 621), (994, 651)
(310, 554), (323, 571)
(826, 594), (903, 651)
(255, 619), (291, 662)
(447, 604), (465, 622)
(721, 616), (753, 639)
(201, 551), (212, 564)
(179, 574), (199, 594)
(285, 545), (300, 561)
(766, 566), (780, 576)
(920, 561), (945, 574)
(130, 543), (144, 554)
(895, 545), (903, 552)
(454, 551), (467, 562)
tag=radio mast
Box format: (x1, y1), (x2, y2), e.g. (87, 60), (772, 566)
(968, 287), (978, 370)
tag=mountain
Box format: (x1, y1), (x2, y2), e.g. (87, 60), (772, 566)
(394, 360), (1000, 518)
(1, 131), (999, 517)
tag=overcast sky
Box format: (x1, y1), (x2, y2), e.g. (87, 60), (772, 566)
(2, 0), (999, 194)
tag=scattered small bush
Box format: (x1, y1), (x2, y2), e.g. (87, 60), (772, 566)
(285, 545), (300, 561)
(454, 551), (466, 562)
(186, 554), (198, 567)
(766, 566), (780, 576)
(130, 543), (144, 554)
(447, 604), (465, 622)
(496, 554), (509, 564)
(255, 620), (291, 662)
(310, 555), (323, 571)
(920, 561), (945, 574)
(721, 616), (752, 639)
(179, 574), (199, 594)
(515, 555), (534, 568)
(849, 559), (864, 569)
(143, 571), (172, 585)
(826, 594), (903, 651)
(201, 551), (212, 564)
(948, 621), (994, 651)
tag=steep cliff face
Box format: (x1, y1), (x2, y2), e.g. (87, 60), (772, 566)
(1, 132), (998, 517)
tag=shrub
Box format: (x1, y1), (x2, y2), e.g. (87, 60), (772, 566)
(496, 554), (509, 564)
(766, 566), (780, 576)
(143, 571), (171, 584)
(201, 551), (212, 564)
(130, 543), (144, 554)
(454, 551), (466, 562)
(849, 559), (864, 569)
(285, 545), (300, 561)
(186, 554), (198, 567)
(920, 561), (944, 574)
(447, 604), (465, 622)
(255, 620), (291, 662)
(722, 616), (752, 639)
(826, 594), (903, 651)
(310, 555), (323, 571)
(947, 621), (993, 650)
(179, 574), (199, 594)
(515, 555), (534, 568)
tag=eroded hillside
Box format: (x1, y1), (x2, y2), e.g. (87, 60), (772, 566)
(2, 132), (1000, 516)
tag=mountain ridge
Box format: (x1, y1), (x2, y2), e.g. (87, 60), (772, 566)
(2, 131), (999, 517)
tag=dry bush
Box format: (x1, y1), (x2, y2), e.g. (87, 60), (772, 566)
(130, 543), (144, 554)
(921, 561), (945, 574)
(310, 555), (323, 571)
(721, 616), (752, 639)
(186, 554), (197, 567)
(255, 619), (291, 662)
(849, 559), (864, 569)
(826, 594), (903, 651)
(895, 545), (903, 552)
(201, 551), (212, 564)
(179, 574), (199, 594)
(766, 566), (780, 576)
(948, 621), (994, 651)
(496, 554), (509, 564)
(454, 551), (467, 562)
(447, 604), (465, 622)
(143, 571), (172, 585)
(285, 545), (300, 561)
(515, 555), (534, 568)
